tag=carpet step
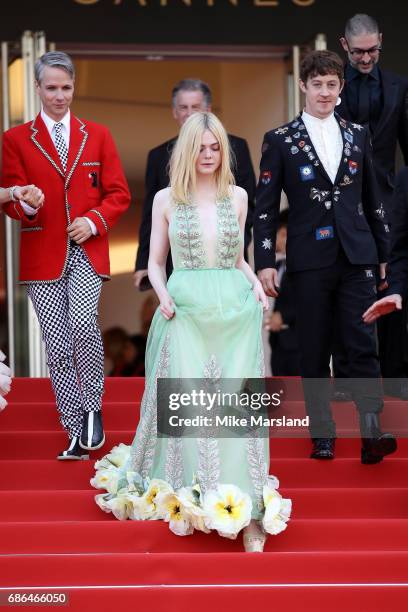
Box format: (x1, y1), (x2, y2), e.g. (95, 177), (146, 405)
(1, 458), (407, 490)
(1, 519), (408, 555)
(5, 377), (145, 403)
(1, 399), (407, 433)
(0, 431), (407, 460)
(0, 585), (403, 612)
(1, 551), (408, 587)
(0, 488), (406, 519)
(0, 402), (141, 430)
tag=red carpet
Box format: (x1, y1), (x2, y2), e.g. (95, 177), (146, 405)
(0, 378), (407, 611)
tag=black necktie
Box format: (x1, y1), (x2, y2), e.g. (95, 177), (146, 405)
(358, 74), (370, 126)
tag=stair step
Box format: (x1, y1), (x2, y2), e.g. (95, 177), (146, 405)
(0, 487), (406, 519)
(1, 458), (407, 490)
(1, 519), (408, 555)
(1, 551), (408, 587)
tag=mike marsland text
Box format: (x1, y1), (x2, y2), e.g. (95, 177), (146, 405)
(168, 414), (310, 427)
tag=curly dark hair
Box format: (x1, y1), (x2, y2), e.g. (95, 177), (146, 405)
(300, 50), (344, 84)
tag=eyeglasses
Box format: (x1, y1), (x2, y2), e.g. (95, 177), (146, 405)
(345, 41), (382, 59)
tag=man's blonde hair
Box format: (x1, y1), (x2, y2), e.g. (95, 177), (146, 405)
(169, 112), (235, 204)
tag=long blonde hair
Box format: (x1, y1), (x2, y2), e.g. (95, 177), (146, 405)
(169, 112), (235, 204)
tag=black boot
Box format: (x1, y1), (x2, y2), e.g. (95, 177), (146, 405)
(310, 438), (335, 459)
(360, 413), (397, 464)
(80, 411), (105, 450)
(57, 436), (89, 460)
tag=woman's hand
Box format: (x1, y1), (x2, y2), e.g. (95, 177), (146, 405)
(159, 293), (176, 320)
(253, 280), (269, 311)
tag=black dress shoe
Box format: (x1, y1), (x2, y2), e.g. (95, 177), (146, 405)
(360, 413), (397, 464)
(80, 410), (105, 450)
(310, 438), (335, 459)
(57, 436), (89, 461)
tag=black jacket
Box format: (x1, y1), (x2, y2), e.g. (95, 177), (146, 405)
(269, 260), (298, 353)
(387, 167), (408, 295)
(337, 68), (408, 210)
(254, 113), (389, 273)
(135, 134), (256, 271)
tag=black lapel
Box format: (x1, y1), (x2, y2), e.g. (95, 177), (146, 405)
(334, 113), (365, 186)
(373, 69), (399, 139)
(333, 114), (353, 185)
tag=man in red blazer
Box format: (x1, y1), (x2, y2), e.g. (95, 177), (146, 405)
(1, 51), (130, 459)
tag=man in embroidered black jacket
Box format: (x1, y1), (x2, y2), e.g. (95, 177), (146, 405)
(254, 50), (396, 464)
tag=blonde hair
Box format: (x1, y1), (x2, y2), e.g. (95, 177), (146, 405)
(169, 112), (235, 204)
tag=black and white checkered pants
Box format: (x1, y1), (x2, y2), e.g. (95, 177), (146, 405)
(27, 244), (104, 438)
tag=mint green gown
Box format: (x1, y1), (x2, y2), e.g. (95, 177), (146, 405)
(93, 196), (279, 532)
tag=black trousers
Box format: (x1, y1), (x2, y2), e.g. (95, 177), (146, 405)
(269, 334), (301, 376)
(290, 250), (383, 438)
(334, 289), (408, 394)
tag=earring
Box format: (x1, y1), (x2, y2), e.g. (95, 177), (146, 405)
(336, 96), (342, 106)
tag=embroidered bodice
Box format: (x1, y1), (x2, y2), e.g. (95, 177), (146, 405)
(169, 197), (241, 270)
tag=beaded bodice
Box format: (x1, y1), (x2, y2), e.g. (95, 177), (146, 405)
(169, 197), (241, 270)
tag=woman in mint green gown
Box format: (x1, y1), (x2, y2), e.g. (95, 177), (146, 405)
(91, 112), (291, 551)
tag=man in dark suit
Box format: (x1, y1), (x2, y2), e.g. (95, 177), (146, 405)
(266, 209), (300, 376)
(335, 13), (408, 397)
(134, 78), (256, 289)
(254, 50), (396, 464)
(364, 166), (408, 322)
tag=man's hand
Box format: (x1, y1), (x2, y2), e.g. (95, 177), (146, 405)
(378, 262), (388, 292)
(363, 294), (402, 324)
(257, 267), (279, 297)
(15, 185), (44, 209)
(134, 269), (148, 289)
(67, 218), (93, 244)
(265, 311), (284, 332)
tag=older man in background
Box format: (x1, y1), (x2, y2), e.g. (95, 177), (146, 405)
(134, 78), (256, 289)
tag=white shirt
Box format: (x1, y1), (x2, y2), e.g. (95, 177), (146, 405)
(22, 109), (97, 236)
(41, 108), (71, 149)
(302, 111), (343, 184)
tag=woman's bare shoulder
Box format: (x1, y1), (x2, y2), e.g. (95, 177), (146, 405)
(231, 184), (248, 201)
(152, 187), (172, 211)
(231, 185), (248, 212)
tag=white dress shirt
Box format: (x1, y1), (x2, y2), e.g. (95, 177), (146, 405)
(21, 109), (97, 236)
(302, 111), (343, 184)
(41, 107), (71, 149)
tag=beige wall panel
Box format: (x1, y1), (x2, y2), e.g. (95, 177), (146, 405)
(219, 60), (287, 175)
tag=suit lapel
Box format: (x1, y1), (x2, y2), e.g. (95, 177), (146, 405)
(373, 70), (398, 139)
(333, 113), (353, 185)
(335, 114), (366, 190)
(65, 115), (88, 189)
(30, 114), (65, 179)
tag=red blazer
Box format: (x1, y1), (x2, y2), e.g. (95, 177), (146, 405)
(1, 113), (130, 282)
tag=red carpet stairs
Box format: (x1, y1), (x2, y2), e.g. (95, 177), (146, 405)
(0, 378), (408, 611)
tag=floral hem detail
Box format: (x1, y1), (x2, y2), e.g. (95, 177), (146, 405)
(91, 444), (292, 538)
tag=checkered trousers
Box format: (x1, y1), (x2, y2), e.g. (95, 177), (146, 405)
(27, 244), (104, 438)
